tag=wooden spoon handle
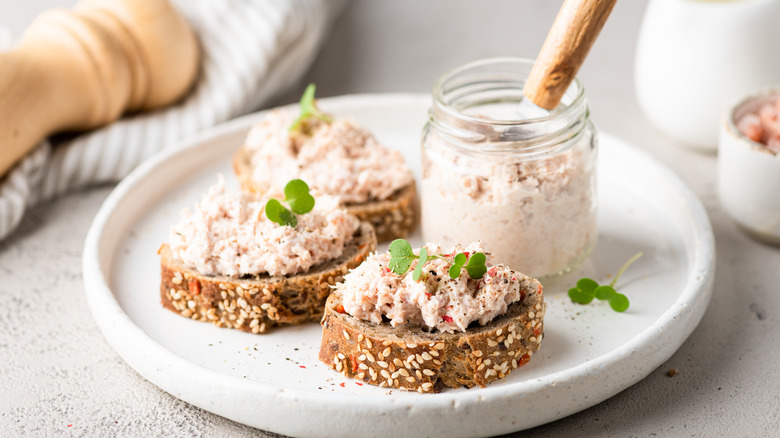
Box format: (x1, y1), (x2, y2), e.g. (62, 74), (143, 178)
(0, 0), (199, 178)
(524, 0), (617, 110)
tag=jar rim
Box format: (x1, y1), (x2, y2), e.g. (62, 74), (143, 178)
(431, 56), (587, 127)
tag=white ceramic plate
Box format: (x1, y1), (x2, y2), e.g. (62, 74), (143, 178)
(83, 94), (715, 438)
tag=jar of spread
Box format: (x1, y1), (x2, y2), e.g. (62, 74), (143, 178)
(421, 57), (598, 278)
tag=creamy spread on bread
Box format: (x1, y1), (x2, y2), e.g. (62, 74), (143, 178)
(243, 109), (414, 204)
(339, 242), (537, 333)
(169, 177), (360, 277)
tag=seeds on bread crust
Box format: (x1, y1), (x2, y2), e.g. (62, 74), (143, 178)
(159, 223), (376, 333)
(318, 278), (544, 393)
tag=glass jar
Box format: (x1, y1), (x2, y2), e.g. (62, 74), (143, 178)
(421, 57), (598, 279)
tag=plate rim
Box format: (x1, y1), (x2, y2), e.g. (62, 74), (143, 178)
(82, 93), (715, 436)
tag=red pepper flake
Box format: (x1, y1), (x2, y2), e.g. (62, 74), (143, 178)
(67, 425), (73, 428)
(533, 327), (541, 337)
(336, 304), (346, 314)
(463, 251), (470, 258)
(339, 382), (346, 387)
(488, 267), (497, 277)
(518, 354), (531, 367)
(537, 284), (543, 294)
(442, 315), (453, 323)
(299, 365), (306, 369)
(358, 243), (368, 250)
(511, 276), (517, 281)
(355, 382), (363, 386)
(349, 354), (358, 373)
(425, 292), (431, 298)
(188, 280), (200, 296)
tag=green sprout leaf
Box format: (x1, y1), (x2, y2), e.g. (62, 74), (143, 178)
(447, 251), (488, 280)
(448, 253), (465, 279)
(609, 293), (630, 312)
(464, 252), (487, 279)
(412, 247), (428, 281)
(594, 285), (616, 301)
(265, 179), (315, 227)
(568, 278), (598, 304)
(278, 208), (297, 228)
(283, 179), (315, 214)
(448, 264), (461, 279)
(388, 239), (415, 275)
(577, 278), (598, 294)
(568, 253), (643, 313)
(568, 287), (595, 304)
(265, 199), (298, 228)
(289, 83), (333, 132)
(265, 199), (286, 224)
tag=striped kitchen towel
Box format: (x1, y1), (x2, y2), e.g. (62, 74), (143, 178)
(0, 0), (347, 241)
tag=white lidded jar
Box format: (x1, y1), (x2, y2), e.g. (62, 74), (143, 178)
(421, 57), (598, 279)
(635, 0), (780, 152)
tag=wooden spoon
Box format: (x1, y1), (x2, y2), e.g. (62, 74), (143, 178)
(0, 0), (200, 178)
(524, 0), (617, 110)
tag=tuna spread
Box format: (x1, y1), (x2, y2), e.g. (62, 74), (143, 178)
(243, 110), (414, 204)
(421, 132), (597, 278)
(169, 176), (359, 277)
(339, 242), (538, 333)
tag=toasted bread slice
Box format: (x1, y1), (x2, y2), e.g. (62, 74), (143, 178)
(232, 147), (418, 242)
(159, 222), (376, 334)
(318, 277), (545, 393)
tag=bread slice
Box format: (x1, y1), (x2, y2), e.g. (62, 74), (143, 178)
(232, 147), (418, 242)
(318, 277), (545, 393)
(159, 222), (376, 334)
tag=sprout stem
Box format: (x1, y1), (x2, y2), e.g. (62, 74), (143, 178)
(610, 252), (643, 288)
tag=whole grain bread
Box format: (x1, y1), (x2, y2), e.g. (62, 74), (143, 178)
(159, 222), (376, 334)
(232, 146), (418, 242)
(318, 276), (545, 393)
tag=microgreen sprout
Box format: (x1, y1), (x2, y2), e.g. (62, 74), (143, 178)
(265, 179), (315, 227)
(387, 239), (488, 282)
(388, 239), (415, 276)
(463, 252), (487, 279)
(568, 252), (643, 312)
(412, 248), (429, 281)
(289, 83), (332, 132)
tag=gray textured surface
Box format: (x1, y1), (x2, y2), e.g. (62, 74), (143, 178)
(2, 0), (779, 437)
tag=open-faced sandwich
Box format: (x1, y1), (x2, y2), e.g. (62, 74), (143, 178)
(318, 239), (545, 393)
(159, 177), (376, 334)
(232, 84), (417, 241)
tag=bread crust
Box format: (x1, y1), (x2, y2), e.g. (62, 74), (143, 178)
(159, 223), (376, 334)
(232, 147), (418, 241)
(318, 278), (545, 393)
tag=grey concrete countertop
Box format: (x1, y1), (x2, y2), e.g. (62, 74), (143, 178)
(1, 1), (778, 436)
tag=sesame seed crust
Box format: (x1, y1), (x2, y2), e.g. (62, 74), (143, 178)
(159, 223), (375, 334)
(234, 147), (418, 242)
(318, 275), (544, 393)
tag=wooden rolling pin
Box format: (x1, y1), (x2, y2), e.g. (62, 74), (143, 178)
(0, 0), (200, 177)
(524, 0), (617, 110)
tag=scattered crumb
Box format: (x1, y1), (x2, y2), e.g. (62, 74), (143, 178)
(666, 368), (678, 377)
